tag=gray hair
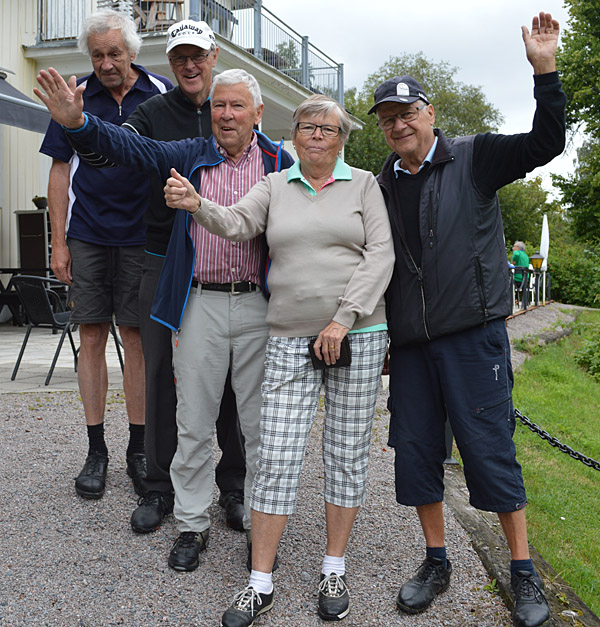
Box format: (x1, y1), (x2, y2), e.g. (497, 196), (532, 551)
(78, 9), (142, 57)
(209, 69), (263, 108)
(292, 95), (352, 143)
(513, 241), (526, 251)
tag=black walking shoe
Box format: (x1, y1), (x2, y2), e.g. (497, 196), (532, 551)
(75, 452), (109, 499)
(168, 529), (209, 571)
(126, 453), (147, 496)
(130, 490), (174, 533)
(511, 570), (550, 627)
(219, 489), (245, 531)
(318, 573), (350, 621)
(396, 556), (452, 614)
(220, 586), (274, 627)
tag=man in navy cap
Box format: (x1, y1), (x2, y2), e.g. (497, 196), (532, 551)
(371, 12), (564, 627)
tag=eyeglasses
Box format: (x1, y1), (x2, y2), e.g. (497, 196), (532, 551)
(169, 52), (212, 67)
(376, 103), (427, 130)
(296, 122), (342, 138)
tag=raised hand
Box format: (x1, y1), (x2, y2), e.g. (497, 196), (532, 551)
(164, 168), (200, 214)
(521, 11), (559, 75)
(34, 67), (86, 128)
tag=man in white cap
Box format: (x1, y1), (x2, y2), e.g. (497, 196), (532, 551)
(120, 20), (247, 540)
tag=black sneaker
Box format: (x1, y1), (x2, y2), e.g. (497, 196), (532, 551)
(219, 489), (245, 531)
(130, 490), (174, 533)
(75, 452), (109, 499)
(511, 570), (550, 627)
(318, 573), (350, 621)
(168, 530), (209, 571)
(126, 453), (147, 496)
(396, 556), (452, 614)
(220, 586), (274, 627)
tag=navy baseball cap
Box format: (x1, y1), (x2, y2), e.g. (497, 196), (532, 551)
(368, 76), (430, 114)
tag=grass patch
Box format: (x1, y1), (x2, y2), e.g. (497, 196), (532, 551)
(512, 309), (600, 615)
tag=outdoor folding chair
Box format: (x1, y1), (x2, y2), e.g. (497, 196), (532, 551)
(10, 275), (78, 386)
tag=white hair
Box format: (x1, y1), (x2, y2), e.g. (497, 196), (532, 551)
(209, 69), (263, 108)
(78, 9), (142, 56)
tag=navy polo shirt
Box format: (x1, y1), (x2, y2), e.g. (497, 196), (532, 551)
(40, 64), (172, 247)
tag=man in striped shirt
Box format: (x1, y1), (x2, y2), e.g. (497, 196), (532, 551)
(151, 70), (294, 572)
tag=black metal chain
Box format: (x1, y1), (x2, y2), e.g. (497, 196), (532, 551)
(515, 408), (600, 472)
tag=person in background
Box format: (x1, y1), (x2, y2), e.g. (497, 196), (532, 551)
(511, 241), (530, 288)
(39, 8), (172, 501)
(371, 11), (563, 627)
(163, 94), (394, 626)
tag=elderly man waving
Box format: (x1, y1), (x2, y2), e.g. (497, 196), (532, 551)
(370, 12), (564, 627)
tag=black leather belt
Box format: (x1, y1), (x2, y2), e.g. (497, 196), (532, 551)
(191, 279), (259, 294)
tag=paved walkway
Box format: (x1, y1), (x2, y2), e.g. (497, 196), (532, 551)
(0, 323), (124, 394)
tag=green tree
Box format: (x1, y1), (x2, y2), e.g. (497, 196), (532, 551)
(498, 177), (558, 247)
(344, 52), (503, 175)
(273, 40), (302, 83)
(553, 141), (600, 245)
(554, 0), (600, 243)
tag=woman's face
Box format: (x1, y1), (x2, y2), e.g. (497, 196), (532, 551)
(293, 111), (345, 171)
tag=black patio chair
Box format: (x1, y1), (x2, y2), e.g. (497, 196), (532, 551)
(10, 275), (78, 386)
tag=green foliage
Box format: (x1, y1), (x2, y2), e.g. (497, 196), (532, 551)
(574, 322), (600, 382)
(499, 177), (560, 246)
(344, 53), (503, 175)
(547, 241), (600, 307)
(555, 1), (600, 244)
(553, 141), (600, 244)
(557, 1), (600, 135)
(274, 41), (302, 83)
(512, 309), (600, 616)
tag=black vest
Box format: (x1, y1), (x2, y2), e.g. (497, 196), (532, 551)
(380, 131), (512, 347)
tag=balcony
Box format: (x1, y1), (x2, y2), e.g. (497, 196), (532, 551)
(36, 0), (344, 105)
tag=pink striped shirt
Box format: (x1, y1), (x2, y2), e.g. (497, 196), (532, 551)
(191, 133), (264, 284)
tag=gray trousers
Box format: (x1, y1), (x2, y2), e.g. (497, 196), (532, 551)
(170, 286), (268, 532)
(139, 253), (246, 494)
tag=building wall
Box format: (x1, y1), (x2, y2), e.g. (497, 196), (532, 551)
(0, 0), (51, 270)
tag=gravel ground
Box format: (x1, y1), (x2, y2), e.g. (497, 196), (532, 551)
(0, 386), (513, 626)
(4, 304), (582, 626)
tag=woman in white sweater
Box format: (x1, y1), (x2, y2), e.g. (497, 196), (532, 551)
(165, 94), (394, 627)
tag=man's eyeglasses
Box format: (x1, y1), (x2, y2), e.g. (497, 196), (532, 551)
(376, 103), (427, 130)
(296, 122), (342, 138)
(169, 52), (212, 67)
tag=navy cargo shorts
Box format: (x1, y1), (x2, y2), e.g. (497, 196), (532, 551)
(388, 318), (527, 513)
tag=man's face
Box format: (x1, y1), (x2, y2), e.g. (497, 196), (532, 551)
(168, 44), (218, 101)
(211, 83), (264, 160)
(88, 30), (135, 91)
(377, 100), (436, 162)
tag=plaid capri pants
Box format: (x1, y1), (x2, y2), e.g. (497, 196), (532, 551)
(250, 331), (388, 515)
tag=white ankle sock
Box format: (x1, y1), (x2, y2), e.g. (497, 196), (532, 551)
(321, 554), (345, 577)
(249, 569), (273, 595)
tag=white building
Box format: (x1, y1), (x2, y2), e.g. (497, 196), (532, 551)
(0, 0), (345, 278)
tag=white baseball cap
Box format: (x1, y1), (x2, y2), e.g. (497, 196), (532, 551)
(166, 20), (216, 54)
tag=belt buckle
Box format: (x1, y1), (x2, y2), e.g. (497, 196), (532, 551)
(231, 281), (241, 295)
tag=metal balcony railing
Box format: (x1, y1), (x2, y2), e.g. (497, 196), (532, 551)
(37, 0), (344, 105)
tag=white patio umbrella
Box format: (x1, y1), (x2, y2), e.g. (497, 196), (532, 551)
(540, 214), (549, 271)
